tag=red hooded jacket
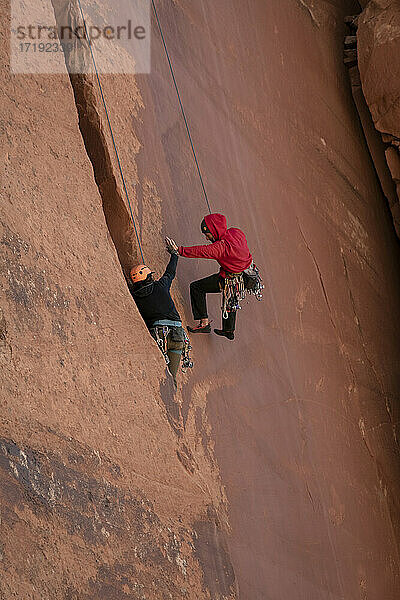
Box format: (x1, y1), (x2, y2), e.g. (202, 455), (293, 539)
(178, 214), (253, 277)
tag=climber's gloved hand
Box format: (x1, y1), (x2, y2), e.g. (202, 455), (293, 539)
(165, 237), (179, 255)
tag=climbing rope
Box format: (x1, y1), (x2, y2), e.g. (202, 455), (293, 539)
(151, 0), (212, 214)
(76, 0), (145, 263)
(75, 0), (211, 265)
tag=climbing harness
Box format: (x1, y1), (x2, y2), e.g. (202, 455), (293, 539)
(221, 262), (264, 320)
(151, 325), (194, 373)
(152, 325), (171, 365)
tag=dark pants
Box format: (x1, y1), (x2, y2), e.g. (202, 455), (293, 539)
(190, 274), (236, 332)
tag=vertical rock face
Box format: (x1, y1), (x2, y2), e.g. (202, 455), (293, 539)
(1, 1), (400, 600)
(358, 0), (400, 233)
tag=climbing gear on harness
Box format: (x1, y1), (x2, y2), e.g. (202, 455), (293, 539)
(214, 329), (235, 341)
(150, 323), (194, 373)
(221, 273), (246, 320)
(182, 330), (194, 372)
(243, 262), (264, 300)
(152, 325), (171, 365)
(221, 262), (264, 319)
(187, 323), (212, 334)
(131, 264), (153, 283)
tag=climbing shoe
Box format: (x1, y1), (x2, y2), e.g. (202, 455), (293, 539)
(187, 323), (211, 334)
(214, 329), (235, 341)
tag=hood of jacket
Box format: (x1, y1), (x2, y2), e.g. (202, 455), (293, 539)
(204, 213), (227, 241)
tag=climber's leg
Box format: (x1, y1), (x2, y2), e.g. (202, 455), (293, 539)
(188, 274), (221, 333)
(167, 338), (184, 387)
(223, 310), (236, 333)
(214, 305), (236, 340)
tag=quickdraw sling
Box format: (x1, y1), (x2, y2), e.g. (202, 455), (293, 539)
(221, 273), (246, 320)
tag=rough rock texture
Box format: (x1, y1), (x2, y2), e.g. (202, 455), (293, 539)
(358, 0), (400, 234)
(344, 16), (398, 229)
(1, 1), (400, 600)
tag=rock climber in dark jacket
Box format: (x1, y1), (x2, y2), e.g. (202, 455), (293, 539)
(166, 213), (253, 341)
(127, 250), (184, 387)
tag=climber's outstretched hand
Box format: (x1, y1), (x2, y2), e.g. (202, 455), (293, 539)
(165, 236), (179, 255)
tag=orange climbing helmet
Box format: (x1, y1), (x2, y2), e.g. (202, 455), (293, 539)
(130, 264), (153, 283)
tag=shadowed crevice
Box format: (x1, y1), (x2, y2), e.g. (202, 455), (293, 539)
(51, 0), (139, 276)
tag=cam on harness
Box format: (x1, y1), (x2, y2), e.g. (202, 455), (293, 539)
(221, 261), (264, 320)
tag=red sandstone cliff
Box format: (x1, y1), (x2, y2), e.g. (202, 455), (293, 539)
(1, 1), (399, 599)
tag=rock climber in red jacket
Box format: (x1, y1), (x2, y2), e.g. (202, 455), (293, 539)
(166, 213), (252, 340)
